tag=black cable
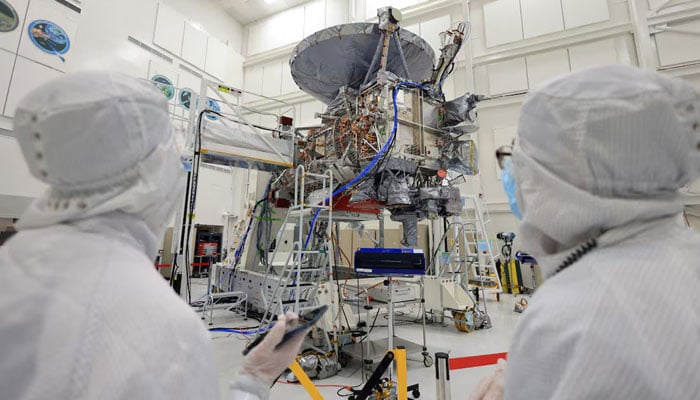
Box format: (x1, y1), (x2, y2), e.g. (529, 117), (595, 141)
(170, 168), (193, 282)
(244, 178), (273, 271)
(394, 316), (434, 325)
(238, 200), (271, 268)
(331, 247), (361, 334)
(359, 309), (381, 344)
(185, 114), (206, 302)
(337, 383), (364, 398)
(183, 109), (221, 304)
(195, 106), (284, 134)
(211, 325), (261, 331)
(254, 198), (268, 266)
(334, 264), (353, 331)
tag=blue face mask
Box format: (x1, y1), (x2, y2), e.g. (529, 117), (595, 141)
(501, 158), (522, 220)
(181, 156), (193, 172)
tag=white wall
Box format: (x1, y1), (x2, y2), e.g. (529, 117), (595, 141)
(245, 0), (350, 56)
(467, 0), (638, 249)
(70, 0), (244, 87)
(195, 165), (254, 226)
(0, 0), (244, 121)
(165, 0), (244, 53)
(0, 0), (245, 221)
(471, 0), (636, 96)
(240, 0), (355, 124)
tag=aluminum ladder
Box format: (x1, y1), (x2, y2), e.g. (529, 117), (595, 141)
(256, 167), (338, 356)
(429, 195), (502, 295)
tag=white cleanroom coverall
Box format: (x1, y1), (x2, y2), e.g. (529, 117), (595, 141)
(504, 65), (700, 399)
(0, 71), (302, 400)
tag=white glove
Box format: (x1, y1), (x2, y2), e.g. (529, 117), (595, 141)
(240, 312), (309, 385)
(469, 359), (506, 400)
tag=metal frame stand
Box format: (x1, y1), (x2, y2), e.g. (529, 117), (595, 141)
(435, 352), (452, 400)
(201, 291), (248, 326)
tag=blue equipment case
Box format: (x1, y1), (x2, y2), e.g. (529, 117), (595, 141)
(354, 248), (426, 276)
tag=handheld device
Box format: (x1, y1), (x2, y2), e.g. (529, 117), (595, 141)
(242, 305), (328, 356)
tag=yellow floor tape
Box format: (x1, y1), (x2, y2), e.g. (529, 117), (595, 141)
(394, 348), (408, 400)
(289, 361), (324, 400)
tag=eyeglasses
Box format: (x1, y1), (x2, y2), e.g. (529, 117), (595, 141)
(495, 145), (512, 170)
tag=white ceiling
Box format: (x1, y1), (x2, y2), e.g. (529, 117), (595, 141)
(216, 0), (314, 25)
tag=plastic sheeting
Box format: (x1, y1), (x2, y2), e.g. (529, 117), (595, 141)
(384, 157), (418, 174)
(386, 177), (412, 205)
(445, 140), (479, 176)
(350, 179), (377, 203)
(441, 94), (481, 128)
(418, 187), (463, 215)
(425, 93), (481, 133)
(290, 23), (435, 104)
(201, 123), (293, 157)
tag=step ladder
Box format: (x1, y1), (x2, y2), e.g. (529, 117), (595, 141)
(429, 195), (502, 296)
(423, 195), (500, 329)
(255, 167), (338, 356)
(460, 195), (502, 295)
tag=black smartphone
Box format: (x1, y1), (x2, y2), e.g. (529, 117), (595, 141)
(242, 305), (328, 355)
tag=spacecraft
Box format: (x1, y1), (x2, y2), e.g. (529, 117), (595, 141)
(271, 7), (483, 246)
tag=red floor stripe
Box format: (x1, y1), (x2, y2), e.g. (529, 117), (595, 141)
(449, 352), (508, 370)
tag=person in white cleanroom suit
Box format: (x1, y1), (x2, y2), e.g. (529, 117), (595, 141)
(0, 71), (307, 400)
(472, 65), (700, 400)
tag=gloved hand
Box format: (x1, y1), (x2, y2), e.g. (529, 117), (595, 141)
(469, 359), (506, 400)
(240, 312), (309, 385)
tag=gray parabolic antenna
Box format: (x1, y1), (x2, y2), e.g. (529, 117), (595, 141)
(290, 23), (436, 105)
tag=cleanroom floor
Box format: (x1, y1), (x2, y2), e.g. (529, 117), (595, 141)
(191, 278), (524, 399)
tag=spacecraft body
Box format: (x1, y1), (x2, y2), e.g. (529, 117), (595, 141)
(273, 8), (482, 246)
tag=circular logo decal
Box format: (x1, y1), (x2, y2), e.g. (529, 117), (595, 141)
(205, 98), (220, 121)
(151, 75), (175, 100)
(28, 20), (70, 56)
(179, 88), (193, 109)
(0, 0), (19, 32)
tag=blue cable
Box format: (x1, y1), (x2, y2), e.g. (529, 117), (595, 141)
(303, 208), (322, 248)
(303, 81), (425, 248)
(208, 327), (267, 335)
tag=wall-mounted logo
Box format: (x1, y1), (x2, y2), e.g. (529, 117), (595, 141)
(205, 98), (220, 121)
(178, 89), (220, 121)
(179, 88), (194, 110)
(28, 20), (70, 61)
(0, 0), (19, 32)
(151, 75), (175, 100)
